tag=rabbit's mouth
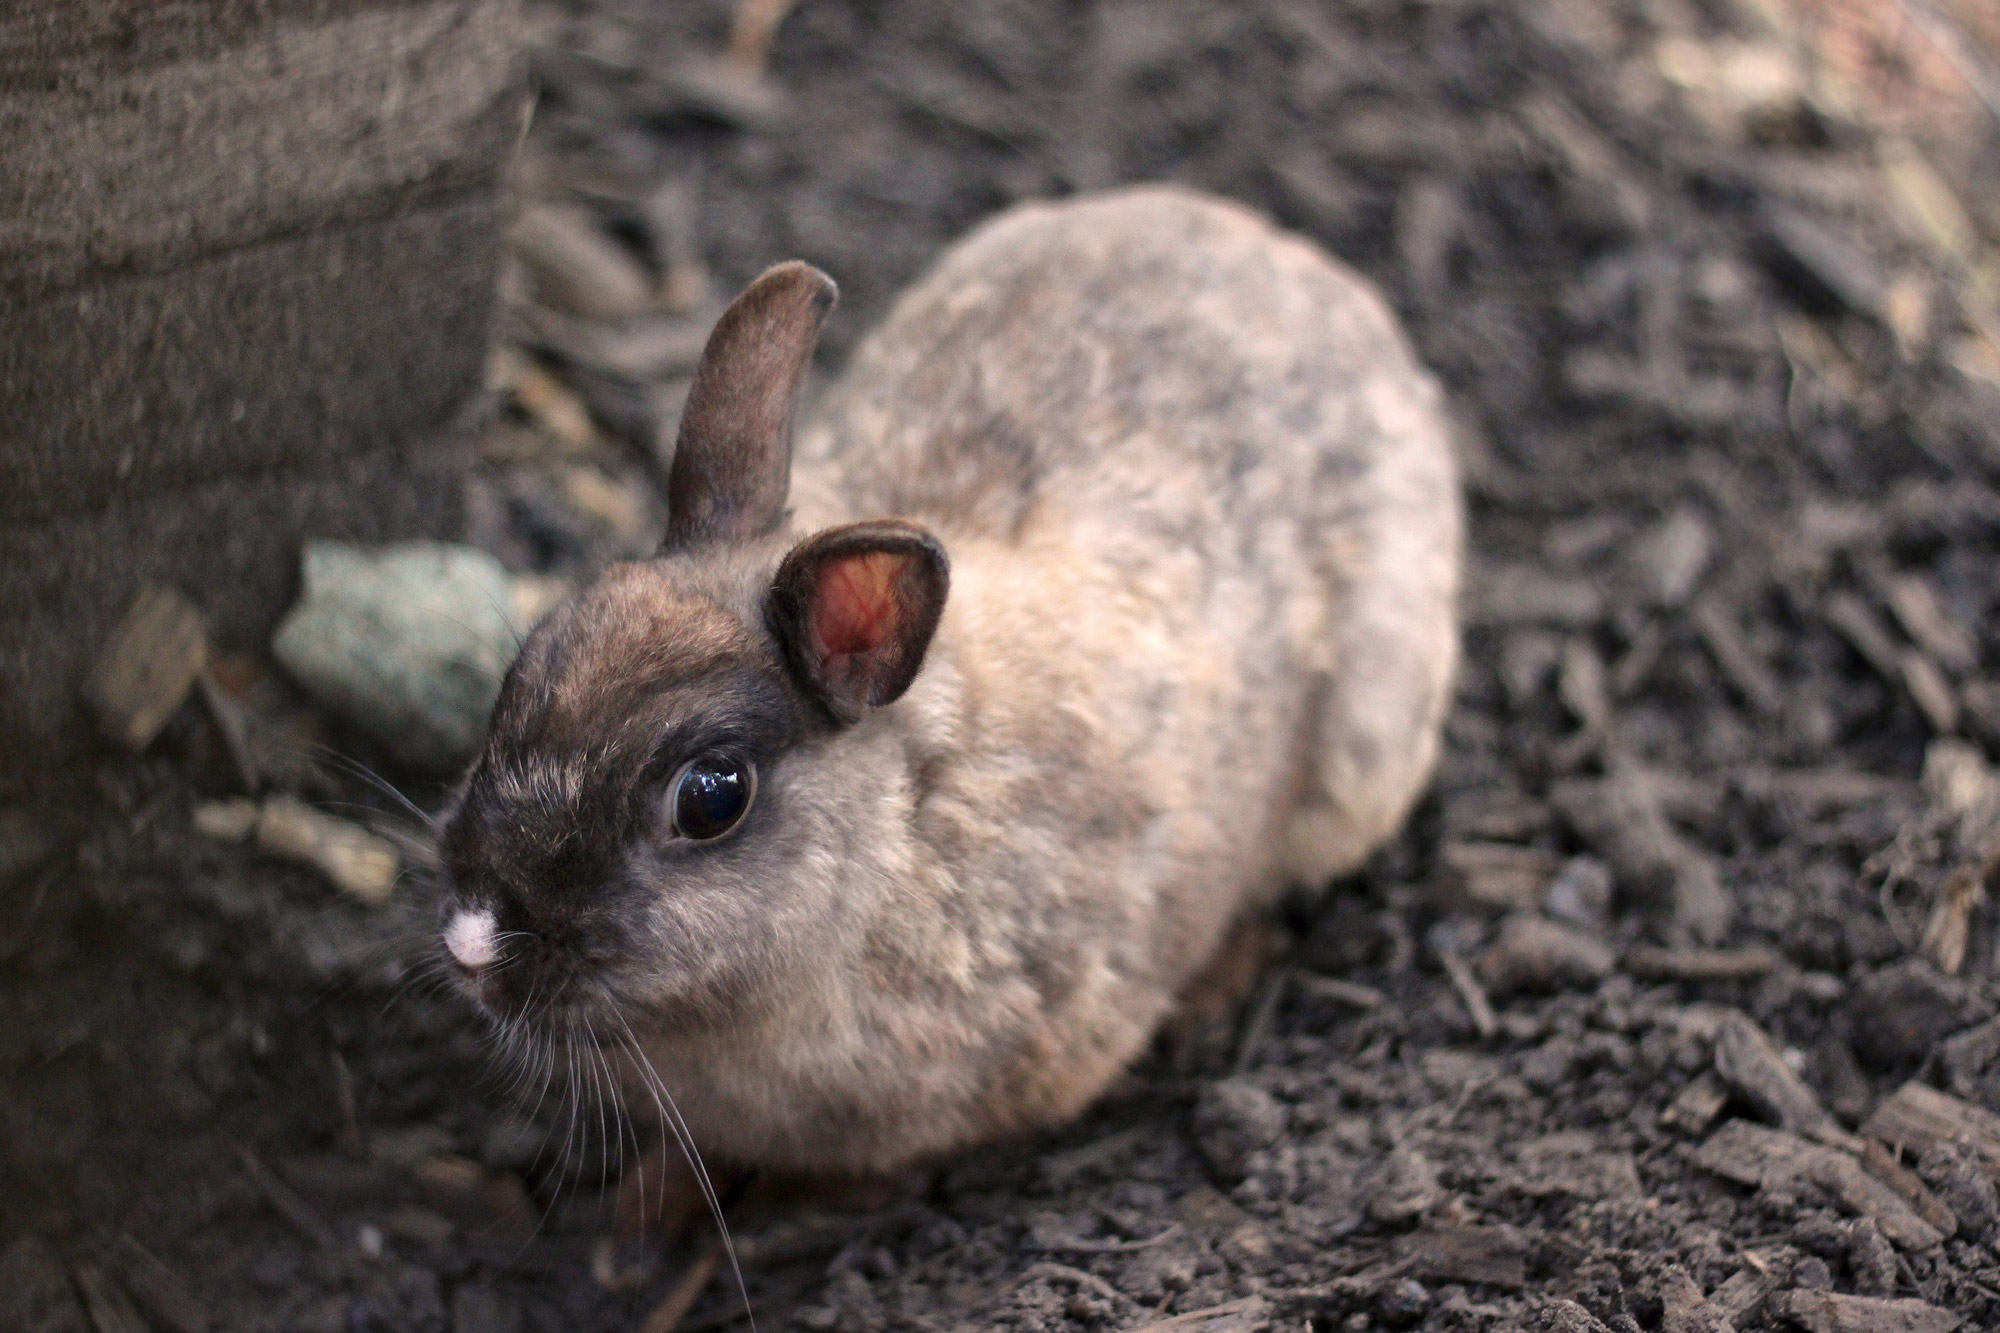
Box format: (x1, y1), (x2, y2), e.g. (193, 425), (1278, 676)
(437, 900), (627, 1027)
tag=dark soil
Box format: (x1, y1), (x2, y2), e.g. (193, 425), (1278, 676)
(8, 1), (2000, 1331)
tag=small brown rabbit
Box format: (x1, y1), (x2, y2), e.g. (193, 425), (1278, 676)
(438, 186), (1460, 1174)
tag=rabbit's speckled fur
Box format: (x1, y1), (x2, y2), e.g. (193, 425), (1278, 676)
(439, 187), (1460, 1173)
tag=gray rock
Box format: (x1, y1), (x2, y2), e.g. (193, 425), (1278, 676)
(273, 541), (526, 772)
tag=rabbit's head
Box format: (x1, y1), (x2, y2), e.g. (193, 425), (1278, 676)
(435, 263), (950, 1048)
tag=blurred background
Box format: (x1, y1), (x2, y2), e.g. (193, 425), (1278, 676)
(4, 1), (2000, 1330)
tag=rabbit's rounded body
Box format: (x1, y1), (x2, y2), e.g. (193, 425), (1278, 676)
(438, 187), (1458, 1175)
(641, 189), (1459, 1170)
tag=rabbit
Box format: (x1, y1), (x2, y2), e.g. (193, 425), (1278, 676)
(436, 185), (1461, 1175)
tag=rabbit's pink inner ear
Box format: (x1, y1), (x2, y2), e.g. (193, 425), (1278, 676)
(768, 521), (950, 723)
(811, 552), (907, 658)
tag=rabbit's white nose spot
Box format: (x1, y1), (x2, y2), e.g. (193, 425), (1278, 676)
(445, 909), (499, 971)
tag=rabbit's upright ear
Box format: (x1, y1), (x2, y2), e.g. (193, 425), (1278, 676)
(663, 261), (837, 549)
(767, 521), (950, 724)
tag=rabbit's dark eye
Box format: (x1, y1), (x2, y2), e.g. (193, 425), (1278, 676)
(670, 757), (756, 841)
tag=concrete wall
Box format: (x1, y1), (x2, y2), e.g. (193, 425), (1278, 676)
(0, 0), (525, 772)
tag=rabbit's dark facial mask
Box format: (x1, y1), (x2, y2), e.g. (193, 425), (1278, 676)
(434, 528), (948, 1035)
(435, 565), (798, 1029)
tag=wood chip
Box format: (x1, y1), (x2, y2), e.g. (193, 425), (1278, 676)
(1468, 565), (1605, 626)
(254, 797), (399, 904)
(1921, 739), (1995, 820)
(1559, 638), (1614, 736)
(83, 585), (207, 750)
(1884, 574), (1978, 674)
(1518, 90), (1649, 233)
(1290, 973), (1386, 1011)
(381, 1205), (454, 1249)
(640, 178), (710, 313)
(1551, 760), (1732, 944)
(508, 574), (574, 631)
(510, 204), (654, 320)
(655, 58), (788, 131)
(1475, 912), (1615, 995)
(1712, 1010), (1834, 1138)
(1663, 1070), (1732, 1136)
(1763, 209), (1887, 320)
(1395, 177), (1459, 305)
(1626, 946), (1782, 981)
(192, 799), (261, 843)
(638, 1246), (720, 1333)
(1862, 1080), (2000, 1183)
(1516, 1131), (1643, 1200)
(560, 464), (651, 545)
(1527, 1298), (1617, 1333)
(1767, 1290), (1962, 1333)
(722, 0), (799, 76)
(1034, 1225), (1182, 1255)
(517, 368), (598, 454)
(1366, 1145), (1443, 1226)
(1126, 1296), (1270, 1333)
(1878, 138), (1980, 266)
(1439, 944), (1497, 1037)
(1921, 851), (1992, 976)
(1825, 592), (1905, 682)
(1174, 1183), (1273, 1260)
(1735, 767), (1902, 813)
(1707, 1256), (1783, 1321)
(1858, 1138), (1960, 1238)
(1037, 1126), (1148, 1187)
(514, 304), (711, 382)
(1398, 1221), (1527, 1288)
(1900, 648), (1960, 734)
(1660, 1263), (1732, 1333)
(1657, 36), (1806, 140)
(1691, 597), (1785, 717)
(1443, 840), (1562, 910)
(1692, 1120), (1944, 1249)
(1825, 592), (1958, 731)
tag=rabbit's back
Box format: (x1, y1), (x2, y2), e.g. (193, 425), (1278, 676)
(798, 187), (1460, 886)
(799, 187), (1436, 557)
